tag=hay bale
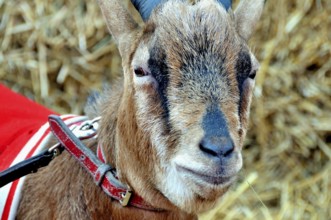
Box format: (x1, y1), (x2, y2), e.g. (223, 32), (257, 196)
(0, 0), (330, 219)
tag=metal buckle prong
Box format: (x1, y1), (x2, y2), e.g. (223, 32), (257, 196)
(120, 190), (132, 207)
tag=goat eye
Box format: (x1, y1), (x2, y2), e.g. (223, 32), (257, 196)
(248, 70), (257, 80)
(134, 67), (149, 77)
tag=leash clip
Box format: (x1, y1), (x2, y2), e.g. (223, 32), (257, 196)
(71, 116), (101, 140)
(48, 143), (62, 158)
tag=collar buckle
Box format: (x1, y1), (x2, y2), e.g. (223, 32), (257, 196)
(120, 190), (132, 206)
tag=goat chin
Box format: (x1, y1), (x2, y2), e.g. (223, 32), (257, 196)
(153, 151), (242, 213)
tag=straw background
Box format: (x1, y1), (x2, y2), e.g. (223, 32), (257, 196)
(1, 0), (330, 219)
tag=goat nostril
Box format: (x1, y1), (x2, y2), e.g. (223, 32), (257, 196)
(199, 140), (218, 157)
(199, 137), (234, 158)
(223, 143), (234, 158)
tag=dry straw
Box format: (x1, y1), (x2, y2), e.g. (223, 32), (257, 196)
(0, 0), (330, 219)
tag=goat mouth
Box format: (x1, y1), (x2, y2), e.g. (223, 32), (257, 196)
(176, 166), (235, 185)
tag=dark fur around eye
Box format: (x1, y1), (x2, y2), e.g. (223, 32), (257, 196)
(236, 51), (252, 96)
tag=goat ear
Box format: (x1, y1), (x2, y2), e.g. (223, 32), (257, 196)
(131, 0), (164, 21)
(97, 0), (138, 44)
(234, 0), (264, 41)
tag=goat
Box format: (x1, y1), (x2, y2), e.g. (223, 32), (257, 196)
(16, 0), (264, 219)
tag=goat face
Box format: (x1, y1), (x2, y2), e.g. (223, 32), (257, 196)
(98, 0), (263, 214)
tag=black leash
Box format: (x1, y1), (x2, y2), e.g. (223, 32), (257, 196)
(0, 145), (63, 188)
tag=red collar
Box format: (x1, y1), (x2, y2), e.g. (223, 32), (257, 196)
(48, 115), (160, 211)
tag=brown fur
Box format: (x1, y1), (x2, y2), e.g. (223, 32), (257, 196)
(17, 0), (264, 219)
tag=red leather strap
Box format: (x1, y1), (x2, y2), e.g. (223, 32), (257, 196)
(48, 115), (158, 211)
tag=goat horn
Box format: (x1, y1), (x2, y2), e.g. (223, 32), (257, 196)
(132, 0), (232, 21)
(131, 0), (164, 21)
(217, 0), (232, 10)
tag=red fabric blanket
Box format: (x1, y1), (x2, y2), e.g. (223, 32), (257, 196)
(0, 84), (55, 171)
(0, 84), (88, 220)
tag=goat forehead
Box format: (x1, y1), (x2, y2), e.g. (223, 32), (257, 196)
(149, 22), (240, 96)
(150, 0), (241, 79)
